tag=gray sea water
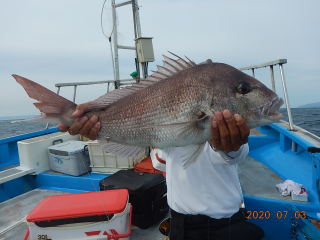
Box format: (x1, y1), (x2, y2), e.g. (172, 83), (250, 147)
(0, 121), (58, 139)
(0, 108), (319, 139)
(278, 108), (320, 137)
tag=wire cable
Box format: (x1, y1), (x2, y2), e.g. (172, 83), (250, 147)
(101, 0), (115, 39)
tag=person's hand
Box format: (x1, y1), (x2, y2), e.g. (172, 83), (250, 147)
(58, 102), (101, 140)
(209, 110), (250, 153)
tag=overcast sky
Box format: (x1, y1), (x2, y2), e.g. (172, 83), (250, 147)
(0, 0), (319, 117)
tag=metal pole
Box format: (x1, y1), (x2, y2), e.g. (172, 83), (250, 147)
(111, 0), (120, 89)
(73, 85), (77, 103)
(132, 0), (145, 77)
(270, 65), (276, 92)
(133, 0), (142, 38)
(132, 0), (141, 78)
(131, 0), (138, 38)
(115, 0), (131, 7)
(109, 37), (116, 86)
(292, 141), (297, 152)
(251, 68), (255, 78)
(279, 64), (294, 130)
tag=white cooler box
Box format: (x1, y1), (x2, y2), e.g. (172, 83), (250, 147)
(48, 140), (91, 176)
(25, 189), (132, 240)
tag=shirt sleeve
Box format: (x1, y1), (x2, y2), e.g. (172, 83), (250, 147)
(155, 148), (173, 172)
(212, 143), (249, 165)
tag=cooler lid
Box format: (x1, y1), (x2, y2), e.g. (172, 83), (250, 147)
(27, 189), (128, 222)
(48, 140), (86, 156)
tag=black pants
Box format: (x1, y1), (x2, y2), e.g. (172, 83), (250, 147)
(169, 209), (264, 240)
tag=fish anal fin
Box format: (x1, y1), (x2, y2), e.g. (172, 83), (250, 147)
(97, 136), (144, 158)
(181, 143), (206, 169)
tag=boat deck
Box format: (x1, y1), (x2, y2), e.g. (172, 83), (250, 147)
(0, 189), (68, 240)
(238, 155), (291, 201)
(0, 189), (165, 240)
(241, 125), (306, 201)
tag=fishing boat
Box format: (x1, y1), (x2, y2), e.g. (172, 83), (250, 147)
(1, 1), (320, 240)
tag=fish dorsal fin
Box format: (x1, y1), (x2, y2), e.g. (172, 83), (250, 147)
(87, 52), (196, 111)
(145, 52), (196, 81)
(86, 81), (152, 111)
(198, 59), (213, 65)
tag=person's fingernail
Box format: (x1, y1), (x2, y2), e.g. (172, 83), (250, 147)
(212, 121), (217, 128)
(234, 114), (241, 121)
(80, 116), (88, 124)
(73, 110), (81, 116)
(223, 110), (232, 119)
(94, 122), (100, 129)
(90, 115), (98, 123)
(217, 112), (223, 121)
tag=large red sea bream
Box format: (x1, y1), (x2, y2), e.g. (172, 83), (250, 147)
(12, 53), (283, 167)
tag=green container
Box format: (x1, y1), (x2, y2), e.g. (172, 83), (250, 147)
(130, 71), (139, 78)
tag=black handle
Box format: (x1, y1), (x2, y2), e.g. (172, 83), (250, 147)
(53, 139), (63, 145)
(308, 147), (320, 153)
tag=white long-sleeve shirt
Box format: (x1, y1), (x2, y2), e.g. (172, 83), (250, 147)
(162, 142), (249, 219)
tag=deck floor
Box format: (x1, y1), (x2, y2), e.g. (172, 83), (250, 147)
(238, 155), (293, 201)
(0, 189), (70, 240)
(0, 188), (165, 240)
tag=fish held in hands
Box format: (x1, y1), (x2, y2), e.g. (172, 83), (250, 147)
(12, 52), (283, 168)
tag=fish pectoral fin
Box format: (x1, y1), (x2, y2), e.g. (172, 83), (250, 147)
(139, 114), (210, 130)
(180, 143), (206, 169)
(97, 135), (145, 158)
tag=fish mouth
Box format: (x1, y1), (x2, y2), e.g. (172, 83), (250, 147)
(255, 97), (284, 121)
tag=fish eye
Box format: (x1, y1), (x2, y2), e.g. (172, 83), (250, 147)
(237, 81), (251, 94)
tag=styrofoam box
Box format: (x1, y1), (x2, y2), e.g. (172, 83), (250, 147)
(87, 141), (146, 173)
(292, 188), (308, 202)
(17, 132), (80, 173)
(48, 140), (91, 176)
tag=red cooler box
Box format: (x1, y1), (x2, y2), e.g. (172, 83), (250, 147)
(25, 189), (132, 240)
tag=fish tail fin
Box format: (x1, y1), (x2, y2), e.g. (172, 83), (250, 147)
(12, 74), (77, 124)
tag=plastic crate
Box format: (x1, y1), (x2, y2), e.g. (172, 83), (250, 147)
(87, 141), (146, 173)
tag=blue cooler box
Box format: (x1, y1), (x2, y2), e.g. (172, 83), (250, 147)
(48, 140), (91, 176)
